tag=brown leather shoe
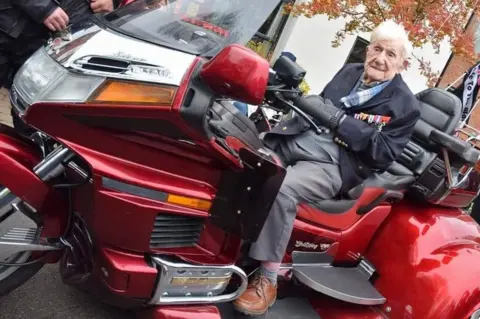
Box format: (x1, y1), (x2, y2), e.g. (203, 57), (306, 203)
(233, 275), (277, 316)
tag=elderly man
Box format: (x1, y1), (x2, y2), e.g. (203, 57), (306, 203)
(233, 20), (421, 316)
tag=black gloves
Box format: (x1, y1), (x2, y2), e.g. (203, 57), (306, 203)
(295, 95), (346, 130)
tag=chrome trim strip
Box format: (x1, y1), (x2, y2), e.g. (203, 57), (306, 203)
(0, 225), (62, 256)
(0, 188), (11, 204)
(149, 256), (248, 305)
(67, 161), (90, 180)
(61, 30), (196, 86)
(102, 177), (168, 202)
(471, 309), (480, 319)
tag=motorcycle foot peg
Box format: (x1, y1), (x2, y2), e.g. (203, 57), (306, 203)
(0, 227), (66, 256)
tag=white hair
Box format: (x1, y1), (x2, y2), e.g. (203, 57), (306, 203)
(370, 20), (412, 58)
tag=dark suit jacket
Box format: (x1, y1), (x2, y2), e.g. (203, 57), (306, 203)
(1, 0), (122, 39)
(264, 63), (421, 195)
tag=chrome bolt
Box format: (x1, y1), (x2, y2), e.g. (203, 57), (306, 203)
(246, 187), (251, 191)
(207, 292), (213, 297)
(185, 293), (192, 297)
(101, 267), (108, 277)
(162, 292), (169, 297)
(224, 271), (231, 276)
(257, 162), (262, 167)
(385, 306), (392, 313)
(237, 210), (241, 215)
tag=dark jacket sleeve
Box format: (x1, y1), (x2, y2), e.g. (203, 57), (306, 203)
(113, 0), (124, 8)
(14, 0), (58, 24)
(335, 99), (421, 170)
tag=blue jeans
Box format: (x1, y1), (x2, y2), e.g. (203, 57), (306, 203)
(233, 101), (248, 116)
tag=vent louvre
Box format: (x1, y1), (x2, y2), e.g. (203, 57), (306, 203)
(75, 57), (130, 73)
(150, 213), (204, 249)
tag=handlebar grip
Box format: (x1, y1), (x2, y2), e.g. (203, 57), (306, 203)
(294, 95), (326, 120)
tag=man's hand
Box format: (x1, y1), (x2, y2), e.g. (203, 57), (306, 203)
(43, 7), (69, 32)
(90, 0), (115, 13)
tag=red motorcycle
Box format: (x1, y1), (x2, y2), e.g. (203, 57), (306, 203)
(2, 1), (480, 318)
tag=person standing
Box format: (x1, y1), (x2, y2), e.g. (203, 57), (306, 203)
(1, 0), (118, 134)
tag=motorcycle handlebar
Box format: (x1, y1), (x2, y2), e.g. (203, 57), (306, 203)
(271, 91), (323, 134)
(292, 95), (322, 117)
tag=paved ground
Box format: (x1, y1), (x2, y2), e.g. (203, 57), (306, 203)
(0, 88), (133, 319)
(0, 265), (134, 319)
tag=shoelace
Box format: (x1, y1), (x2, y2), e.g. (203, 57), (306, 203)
(250, 275), (270, 297)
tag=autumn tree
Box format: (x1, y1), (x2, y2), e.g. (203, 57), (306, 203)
(285, 0), (480, 87)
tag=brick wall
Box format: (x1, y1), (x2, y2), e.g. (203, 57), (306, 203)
(436, 15), (480, 129)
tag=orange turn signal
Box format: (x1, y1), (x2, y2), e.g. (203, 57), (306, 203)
(167, 194), (212, 211)
(89, 80), (177, 105)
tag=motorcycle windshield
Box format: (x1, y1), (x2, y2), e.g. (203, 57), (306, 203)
(101, 0), (282, 57)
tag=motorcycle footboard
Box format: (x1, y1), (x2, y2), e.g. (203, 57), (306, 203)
(218, 298), (321, 318)
(209, 148), (286, 242)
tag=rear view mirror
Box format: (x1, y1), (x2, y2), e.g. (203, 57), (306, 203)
(200, 44), (270, 105)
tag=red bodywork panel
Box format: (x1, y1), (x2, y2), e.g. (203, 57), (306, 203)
(293, 199), (480, 319)
(297, 187), (386, 230)
(200, 44), (269, 105)
(364, 200), (480, 319)
(0, 125), (67, 240)
(0, 125), (45, 208)
(98, 247), (157, 298)
(286, 187), (391, 263)
(22, 57), (241, 266)
(138, 305), (221, 319)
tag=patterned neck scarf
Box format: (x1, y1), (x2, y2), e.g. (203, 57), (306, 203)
(340, 73), (392, 108)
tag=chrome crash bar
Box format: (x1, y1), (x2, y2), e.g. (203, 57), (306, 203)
(149, 256), (248, 305)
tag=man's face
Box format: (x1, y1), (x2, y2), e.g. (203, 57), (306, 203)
(364, 39), (405, 83)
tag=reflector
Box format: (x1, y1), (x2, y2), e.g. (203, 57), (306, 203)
(167, 194), (212, 211)
(89, 80), (176, 105)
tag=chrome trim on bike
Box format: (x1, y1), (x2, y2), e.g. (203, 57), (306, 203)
(471, 309), (480, 319)
(30, 132), (49, 158)
(67, 161), (92, 182)
(34, 146), (74, 181)
(0, 203), (64, 257)
(149, 256), (248, 305)
(0, 227), (62, 256)
(0, 187), (11, 203)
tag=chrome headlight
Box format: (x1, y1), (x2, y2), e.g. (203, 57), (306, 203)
(13, 48), (105, 106)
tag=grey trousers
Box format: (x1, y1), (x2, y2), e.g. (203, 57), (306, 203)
(249, 135), (342, 262)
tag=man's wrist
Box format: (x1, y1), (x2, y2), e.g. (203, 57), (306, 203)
(327, 109), (345, 130)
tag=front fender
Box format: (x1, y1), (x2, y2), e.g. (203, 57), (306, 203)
(366, 199), (480, 319)
(0, 124), (67, 238)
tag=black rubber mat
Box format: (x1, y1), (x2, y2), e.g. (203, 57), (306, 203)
(218, 297), (321, 318)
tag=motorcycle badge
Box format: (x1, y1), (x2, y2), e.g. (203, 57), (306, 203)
(46, 27), (73, 55)
(295, 240), (332, 252)
(295, 241), (318, 250)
